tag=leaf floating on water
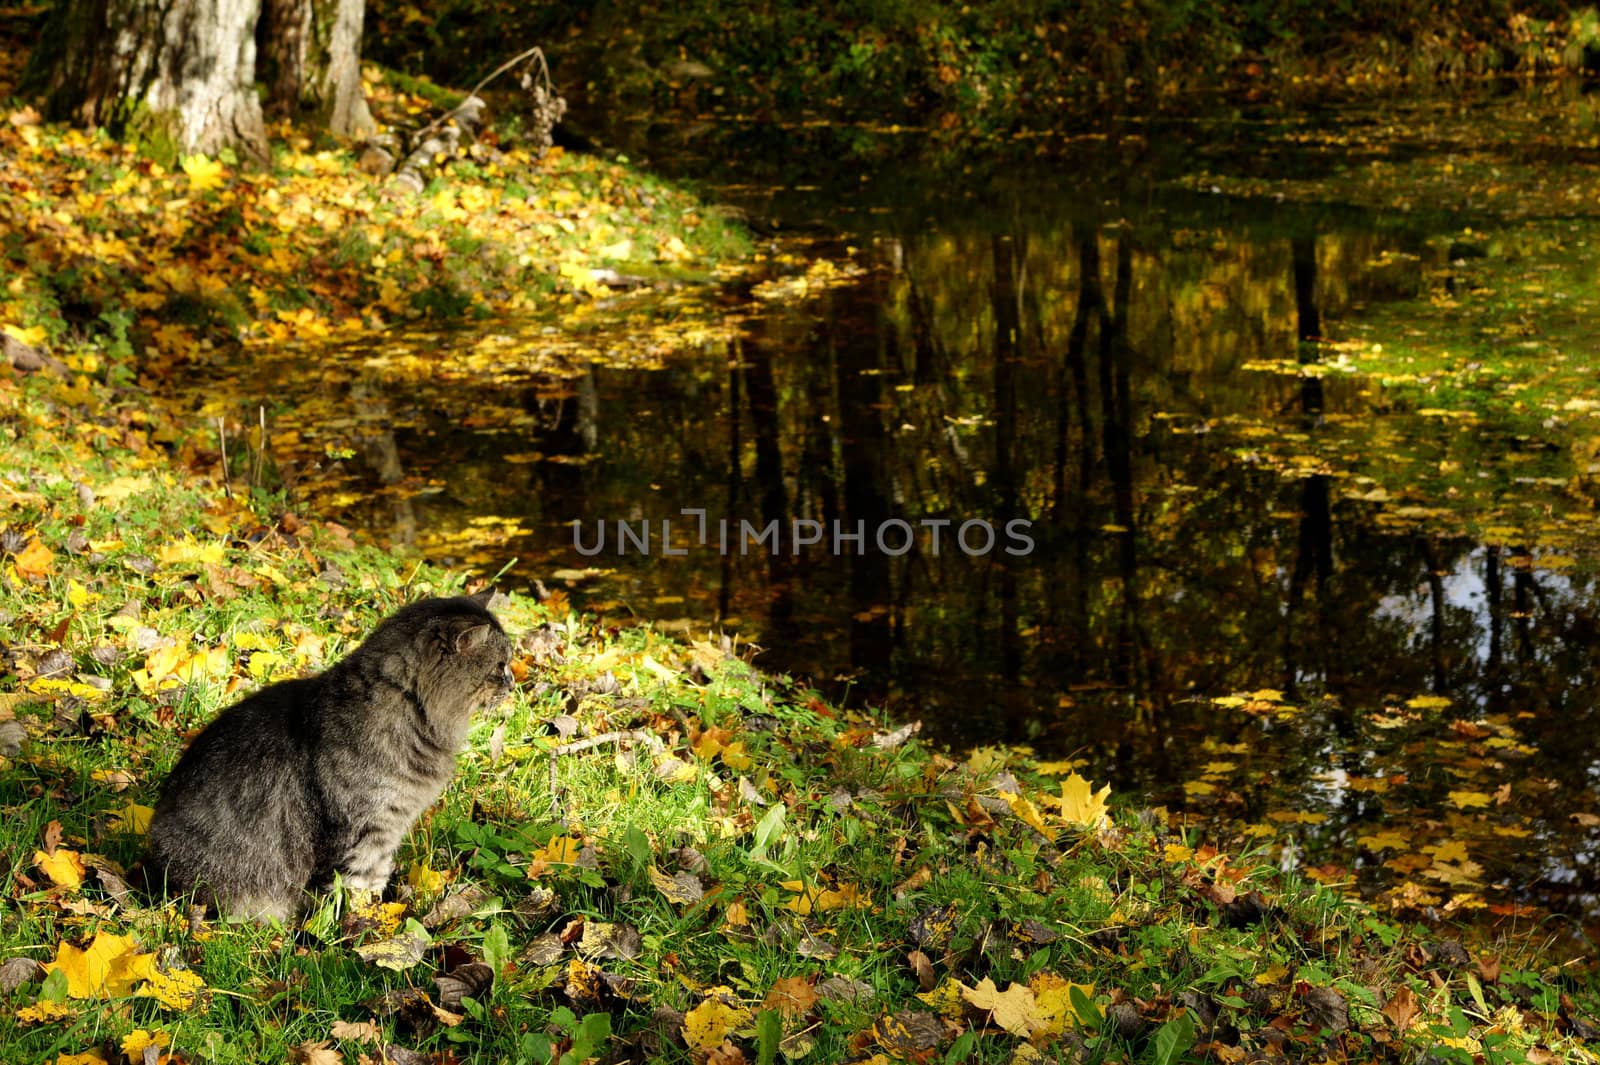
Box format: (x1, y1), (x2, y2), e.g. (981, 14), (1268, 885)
(1448, 790), (1493, 810)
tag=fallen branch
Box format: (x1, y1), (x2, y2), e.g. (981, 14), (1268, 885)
(547, 729), (667, 813)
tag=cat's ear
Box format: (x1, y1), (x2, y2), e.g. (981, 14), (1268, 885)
(453, 620), (495, 654)
(467, 588), (495, 607)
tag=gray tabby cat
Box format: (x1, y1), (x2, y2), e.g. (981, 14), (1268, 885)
(146, 593), (514, 922)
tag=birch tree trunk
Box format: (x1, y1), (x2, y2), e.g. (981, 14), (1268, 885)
(258, 0), (374, 136)
(30, 0), (270, 162)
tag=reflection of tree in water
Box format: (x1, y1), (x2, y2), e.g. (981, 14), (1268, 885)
(209, 206), (1600, 926)
(349, 376), (419, 548)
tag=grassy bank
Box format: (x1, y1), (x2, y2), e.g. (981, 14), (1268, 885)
(367, 0), (1600, 133)
(2, 361), (1599, 1064)
(0, 63), (748, 390)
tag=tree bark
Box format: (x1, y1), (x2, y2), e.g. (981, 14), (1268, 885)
(258, 0), (374, 136)
(30, 0), (270, 162)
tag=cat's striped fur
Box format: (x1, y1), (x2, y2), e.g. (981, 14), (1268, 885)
(146, 593), (514, 921)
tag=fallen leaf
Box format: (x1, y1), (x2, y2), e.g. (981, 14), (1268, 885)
(763, 975), (820, 1018)
(107, 803), (155, 835)
(1059, 773), (1111, 829)
(0, 957), (45, 992)
(906, 950), (936, 992)
(289, 1041), (341, 1065)
(34, 848), (86, 890)
(435, 961), (492, 1009)
(578, 921), (642, 961)
(329, 1018), (382, 1044)
(13, 538), (53, 579)
(961, 977), (1043, 1037)
(648, 864), (704, 904)
(43, 932), (144, 998)
(354, 929), (429, 971)
(1381, 986), (1419, 1032)
(682, 992), (750, 1053)
(120, 1030), (171, 1062)
(17, 998), (74, 1024)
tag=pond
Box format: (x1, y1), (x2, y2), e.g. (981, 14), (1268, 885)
(188, 85), (1600, 942)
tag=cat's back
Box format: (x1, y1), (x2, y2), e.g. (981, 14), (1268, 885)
(157, 676), (319, 791)
(147, 676), (326, 915)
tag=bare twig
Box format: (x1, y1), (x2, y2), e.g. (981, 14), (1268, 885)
(252, 405), (267, 488)
(547, 729), (667, 814)
(551, 729), (665, 758)
(411, 45), (550, 147)
(216, 416), (231, 500)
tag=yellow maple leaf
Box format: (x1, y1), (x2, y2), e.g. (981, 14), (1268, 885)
(1030, 972), (1096, 1034)
(180, 154), (227, 192)
(348, 897), (406, 936)
(1059, 773), (1111, 829)
(137, 965), (205, 1010)
(121, 1030), (171, 1062)
(916, 978), (965, 1018)
(784, 880), (869, 914)
(2, 322), (49, 346)
(12, 537), (53, 579)
(155, 537), (227, 567)
(1425, 839), (1470, 862)
(43, 932), (142, 998)
(16, 998), (74, 1024)
(1357, 829), (1409, 852)
(1449, 790), (1492, 809)
(1001, 791), (1058, 842)
(53, 1053), (107, 1065)
(405, 861), (449, 898)
(960, 977), (1042, 1037)
(1406, 695), (1451, 710)
(108, 803), (155, 835)
(531, 835), (583, 865)
(35, 848), (86, 890)
(681, 992), (750, 1053)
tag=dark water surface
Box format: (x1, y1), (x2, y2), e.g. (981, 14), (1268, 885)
(199, 91), (1600, 937)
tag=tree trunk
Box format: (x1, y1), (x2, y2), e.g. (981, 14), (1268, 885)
(29, 0), (269, 162)
(258, 0), (374, 136)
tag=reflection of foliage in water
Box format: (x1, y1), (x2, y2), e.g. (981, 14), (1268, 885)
(187, 92), (1600, 934)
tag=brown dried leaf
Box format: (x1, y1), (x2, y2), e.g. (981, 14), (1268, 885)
(290, 1041), (343, 1065)
(763, 975), (820, 1018)
(907, 950), (937, 992)
(0, 956), (45, 992)
(578, 921), (642, 961)
(434, 961), (493, 1010)
(1381, 986), (1419, 1032)
(330, 1019), (383, 1044)
(519, 933), (565, 967)
(648, 864), (704, 904)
